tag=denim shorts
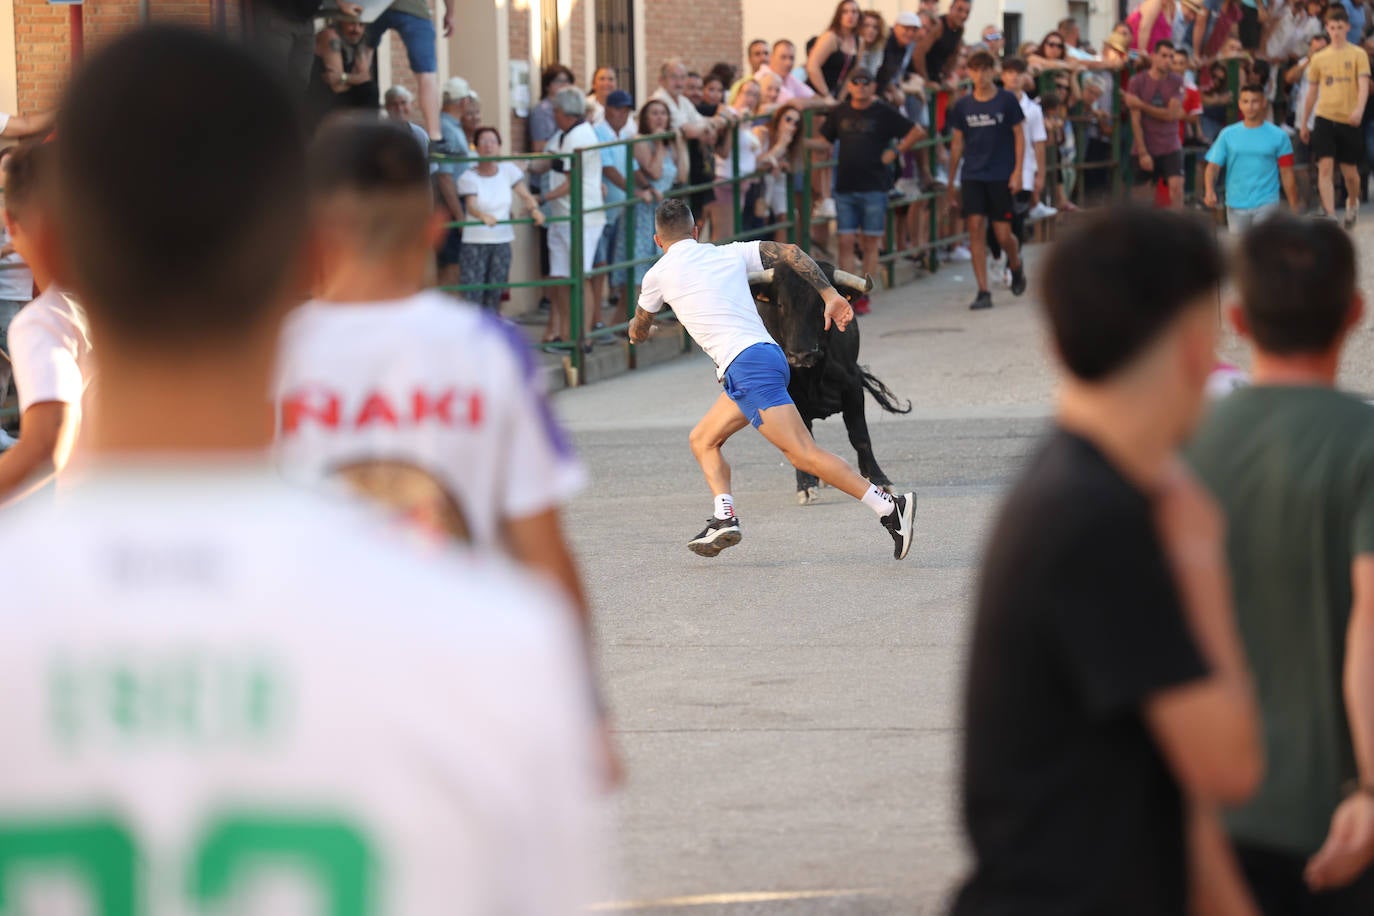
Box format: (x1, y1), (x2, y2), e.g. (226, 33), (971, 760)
(722, 342), (793, 429)
(593, 215), (621, 266)
(367, 8), (437, 73)
(834, 189), (888, 236)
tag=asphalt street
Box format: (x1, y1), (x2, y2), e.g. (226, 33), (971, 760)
(555, 212), (1374, 914)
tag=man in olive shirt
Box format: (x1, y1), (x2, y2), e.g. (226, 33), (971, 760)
(1188, 215), (1374, 912)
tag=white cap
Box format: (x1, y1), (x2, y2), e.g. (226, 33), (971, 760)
(442, 76), (474, 102)
(895, 10), (923, 27)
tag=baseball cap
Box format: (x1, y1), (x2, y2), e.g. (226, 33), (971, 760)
(606, 89), (634, 109)
(895, 10), (922, 27)
(442, 76), (474, 102)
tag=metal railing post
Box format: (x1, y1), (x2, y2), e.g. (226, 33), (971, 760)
(1110, 69), (1124, 200)
(569, 150), (584, 381)
(799, 110), (814, 254)
(623, 140), (638, 369)
(928, 91), (940, 273)
(731, 120), (743, 239)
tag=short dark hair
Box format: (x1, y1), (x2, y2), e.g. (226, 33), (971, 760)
(1326, 5), (1349, 22)
(967, 49), (997, 70)
(654, 197), (695, 239)
(1237, 215), (1356, 355)
(472, 125), (502, 146)
(2, 141), (50, 224)
(1240, 83), (1266, 96)
(749, 38), (768, 50)
(54, 26), (307, 346)
(1039, 90), (1064, 111)
(541, 64), (575, 97)
(1001, 56), (1028, 74)
(1153, 38), (1175, 53)
(1040, 207), (1223, 381)
(309, 117), (429, 198)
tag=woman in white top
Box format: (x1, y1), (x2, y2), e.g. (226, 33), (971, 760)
(456, 127), (545, 311)
(711, 80), (765, 239)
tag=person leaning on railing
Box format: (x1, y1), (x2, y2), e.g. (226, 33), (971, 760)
(713, 80), (767, 239)
(455, 127), (543, 313)
(626, 99), (685, 286)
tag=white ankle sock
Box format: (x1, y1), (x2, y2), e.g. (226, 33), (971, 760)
(861, 484), (895, 516)
(713, 494), (735, 520)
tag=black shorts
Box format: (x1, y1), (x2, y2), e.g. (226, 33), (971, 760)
(437, 225), (463, 267)
(1311, 116), (1367, 165)
(1133, 149), (1184, 185)
(1239, 3), (1261, 49)
(960, 179), (1014, 222)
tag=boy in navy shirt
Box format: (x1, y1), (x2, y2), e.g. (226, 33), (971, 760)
(948, 50), (1026, 310)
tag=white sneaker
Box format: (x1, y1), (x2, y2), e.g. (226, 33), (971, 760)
(815, 198), (837, 219)
(1028, 202), (1058, 221)
(1001, 266), (1013, 288)
(948, 245), (972, 262)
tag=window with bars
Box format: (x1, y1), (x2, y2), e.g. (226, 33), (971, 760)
(594, 0), (635, 95)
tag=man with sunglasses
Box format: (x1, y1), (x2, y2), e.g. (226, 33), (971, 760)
(979, 24), (1005, 56)
(814, 67), (925, 307)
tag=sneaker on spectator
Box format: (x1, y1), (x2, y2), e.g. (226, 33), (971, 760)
(1010, 266), (1027, 297)
(1345, 205), (1359, 230)
(948, 244), (972, 262)
(1028, 202), (1058, 221)
(852, 295), (871, 315)
(815, 198), (837, 219)
(1001, 266), (1012, 288)
(969, 290), (993, 310)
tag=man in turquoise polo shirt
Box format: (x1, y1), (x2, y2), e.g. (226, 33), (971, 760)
(1204, 83), (1300, 232)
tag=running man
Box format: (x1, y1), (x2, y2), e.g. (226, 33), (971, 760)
(1301, 5), (1371, 227)
(1204, 83), (1300, 232)
(947, 49), (1027, 311)
(627, 198), (916, 560)
(0, 27), (603, 914)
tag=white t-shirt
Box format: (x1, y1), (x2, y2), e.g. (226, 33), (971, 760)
(637, 239), (774, 379)
(650, 87), (705, 131)
(0, 463), (602, 916)
(274, 291), (586, 548)
(716, 123), (762, 178)
(7, 286), (93, 413)
(1018, 94), (1048, 192)
(546, 121), (606, 229)
(0, 223), (32, 302)
(457, 162), (526, 245)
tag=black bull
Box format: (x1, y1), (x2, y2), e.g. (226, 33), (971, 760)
(748, 261), (911, 504)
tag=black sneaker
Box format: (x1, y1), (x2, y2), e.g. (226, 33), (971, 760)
(1010, 267), (1027, 296)
(970, 290), (993, 310)
(428, 136), (453, 157)
(688, 516), (742, 557)
(880, 492), (916, 560)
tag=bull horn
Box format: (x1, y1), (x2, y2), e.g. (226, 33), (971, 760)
(832, 269), (872, 293)
(747, 269), (775, 285)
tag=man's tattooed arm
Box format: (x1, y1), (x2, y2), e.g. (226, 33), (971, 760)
(628, 306), (656, 343)
(757, 241), (837, 297)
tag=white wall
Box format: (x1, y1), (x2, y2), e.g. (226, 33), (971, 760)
(741, 0), (1119, 79)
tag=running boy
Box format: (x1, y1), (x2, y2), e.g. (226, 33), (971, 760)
(947, 50), (1026, 311)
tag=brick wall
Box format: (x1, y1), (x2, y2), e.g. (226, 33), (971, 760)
(14, 0), (238, 113)
(642, 0), (743, 83)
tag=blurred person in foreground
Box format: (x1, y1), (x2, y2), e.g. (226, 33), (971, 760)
(954, 207), (1263, 915)
(0, 142), (93, 504)
(0, 26), (604, 915)
(0, 146), (35, 410)
(275, 115), (618, 782)
(1188, 216), (1374, 913)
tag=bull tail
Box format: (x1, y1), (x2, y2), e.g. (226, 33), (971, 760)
(859, 367), (912, 414)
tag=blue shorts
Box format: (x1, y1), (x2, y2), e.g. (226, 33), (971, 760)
(834, 189), (888, 236)
(723, 343), (793, 429)
(593, 214), (621, 266)
(367, 8), (437, 73)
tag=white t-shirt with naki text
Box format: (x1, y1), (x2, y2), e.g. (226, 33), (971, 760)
(7, 286), (94, 413)
(273, 291), (586, 548)
(637, 239), (775, 380)
(0, 464), (603, 916)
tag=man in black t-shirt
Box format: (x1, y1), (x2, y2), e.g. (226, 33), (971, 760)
(954, 207), (1263, 916)
(914, 0), (970, 82)
(814, 68), (923, 306)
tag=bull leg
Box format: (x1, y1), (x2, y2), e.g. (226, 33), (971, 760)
(796, 415), (821, 505)
(842, 382), (892, 491)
